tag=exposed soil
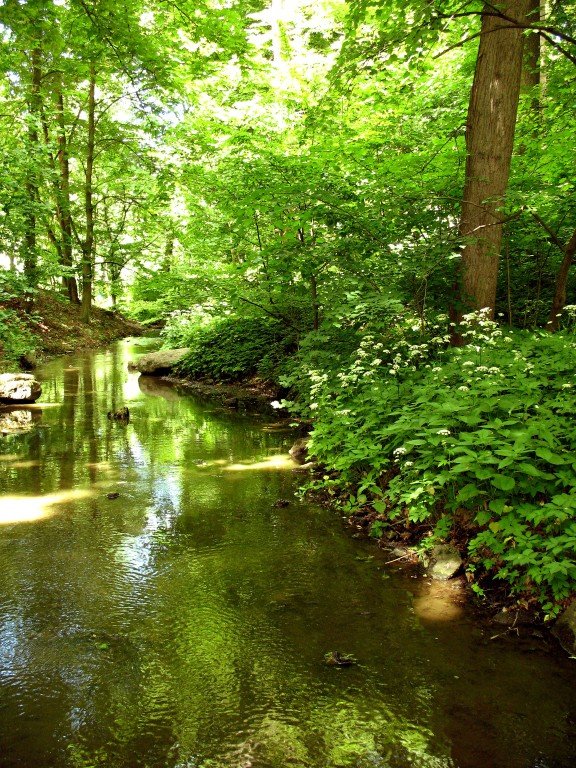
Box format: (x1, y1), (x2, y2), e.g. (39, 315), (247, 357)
(3, 290), (142, 367)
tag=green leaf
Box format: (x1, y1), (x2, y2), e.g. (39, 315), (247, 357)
(535, 446), (566, 465)
(456, 483), (482, 502)
(517, 462), (548, 477)
(491, 475), (516, 491)
(489, 498), (506, 514)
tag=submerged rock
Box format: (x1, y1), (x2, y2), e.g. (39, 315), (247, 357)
(493, 607), (539, 627)
(129, 348), (189, 375)
(552, 602), (576, 656)
(426, 544), (463, 581)
(0, 373), (42, 403)
(107, 407), (129, 422)
(324, 651), (357, 667)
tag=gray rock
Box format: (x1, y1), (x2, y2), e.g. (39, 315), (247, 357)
(552, 602), (576, 655)
(0, 373), (42, 403)
(289, 437), (309, 464)
(129, 348), (189, 375)
(427, 544), (463, 581)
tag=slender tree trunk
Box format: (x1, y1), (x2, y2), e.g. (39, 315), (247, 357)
(453, 0), (529, 321)
(311, 273), (319, 331)
(23, 46), (42, 287)
(55, 78), (79, 303)
(547, 228), (576, 331)
(81, 64), (96, 323)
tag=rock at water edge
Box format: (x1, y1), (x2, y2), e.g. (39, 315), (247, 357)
(552, 602), (576, 656)
(427, 544), (463, 581)
(289, 438), (309, 464)
(129, 348), (189, 375)
(0, 373), (42, 403)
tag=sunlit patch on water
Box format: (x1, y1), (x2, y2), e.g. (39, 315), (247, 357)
(0, 454), (23, 462)
(3, 460), (42, 469)
(0, 488), (95, 524)
(224, 454), (295, 472)
(412, 581), (466, 623)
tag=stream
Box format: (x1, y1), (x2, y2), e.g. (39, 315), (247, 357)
(1, 338), (575, 768)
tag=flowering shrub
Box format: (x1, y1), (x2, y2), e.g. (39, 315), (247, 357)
(283, 309), (576, 614)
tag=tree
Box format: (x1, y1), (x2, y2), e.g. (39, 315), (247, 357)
(454, 0), (530, 321)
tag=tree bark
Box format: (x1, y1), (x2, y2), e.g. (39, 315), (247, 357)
(454, 0), (530, 320)
(522, 0), (541, 109)
(547, 227), (576, 331)
(81, 63), (96, 323)
(22, 46), (42, 287)
(55, 77), (80, 303)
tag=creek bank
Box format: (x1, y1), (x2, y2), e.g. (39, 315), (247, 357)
(156, 373), (283, 416)
(126, 347), (283, 415)
(127, 359), (575, 656)
(336, 503), (573, 656)
(0, 290), (142, 372)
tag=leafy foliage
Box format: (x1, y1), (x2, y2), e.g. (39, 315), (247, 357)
(173, 314), (296, 381)
(0, 270), (37, 367)
(282, 308), (576, 612)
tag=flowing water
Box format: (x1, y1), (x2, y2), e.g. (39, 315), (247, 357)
(1, 339), (575, 768)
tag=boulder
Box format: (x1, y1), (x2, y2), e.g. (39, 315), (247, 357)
(0, 373), (42, 403)
(289, 437), (309, 464)
(426, 544), (463, 581)
(129, 348), (189, 375)
(552, 602), (576, 656)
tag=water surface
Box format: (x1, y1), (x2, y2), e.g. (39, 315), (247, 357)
(1, 339), (575, 768)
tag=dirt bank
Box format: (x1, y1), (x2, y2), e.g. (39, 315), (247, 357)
(2, 291), (141, 368)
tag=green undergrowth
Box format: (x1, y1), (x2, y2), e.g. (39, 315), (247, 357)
(165, 312), (297, 381)
(280, 308), (576, 616)
(0, 271), (37, 369)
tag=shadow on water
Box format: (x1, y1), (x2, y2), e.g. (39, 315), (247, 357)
(0, 338), (575, 768)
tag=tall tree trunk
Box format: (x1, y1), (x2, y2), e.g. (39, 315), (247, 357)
(22, 46), (42, 288)
(453, 0), (529, 321)
(55, 77), (79, 303)
(81, 63), (96, 323)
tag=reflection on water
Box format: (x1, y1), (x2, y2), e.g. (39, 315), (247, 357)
(0, 338), (575, 768)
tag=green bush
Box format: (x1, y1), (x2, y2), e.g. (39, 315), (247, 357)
(173, 315), (296, 382)
(284, 308), (576, 614)
(0, 270), (37, 368)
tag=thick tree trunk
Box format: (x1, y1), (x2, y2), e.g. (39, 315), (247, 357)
(81, 64), (96, 323)
(454, 0), (529, 320)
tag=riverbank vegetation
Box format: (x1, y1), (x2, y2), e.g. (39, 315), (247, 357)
(1, 0), (575, 615)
